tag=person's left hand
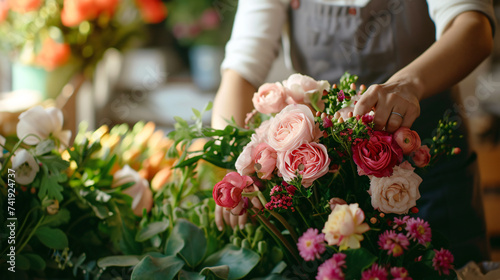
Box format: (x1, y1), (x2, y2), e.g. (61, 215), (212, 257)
(353, 80), (421, 133)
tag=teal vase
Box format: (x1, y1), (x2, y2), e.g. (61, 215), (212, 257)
(11, 62), (49, 99)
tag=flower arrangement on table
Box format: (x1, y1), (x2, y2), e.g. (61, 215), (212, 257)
(0, 0), (167, 76)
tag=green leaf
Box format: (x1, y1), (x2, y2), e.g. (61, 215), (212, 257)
(200, 265), (230, 279)
(178, 270), (206, 280)
(343, 248), (377, 280)
(17, 254), (30, 270)
(192, 108), (201, 119)
(35, 227), (68, 250)
(97, 255), (142, 268)
(23, 253), (46, 271)
(42, 208), (70, 227)
(35, 139), (56, 155)
(203, 102), (213, 112)
(136, 220), (169, 242)
(165, 219), (207, 268)
(131, 255), (185, 280)
(201, 244), (260, 280)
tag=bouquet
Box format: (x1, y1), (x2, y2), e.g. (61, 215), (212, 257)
(206, 73), (461, 279)
(0, 0), (167, 74)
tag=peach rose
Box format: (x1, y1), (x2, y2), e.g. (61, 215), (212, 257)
(112, 165), (153, 216)
(369, 161), (422, 214)
(411, 145), (431, 168)
(35, 37), (71, 71)
(252, 82), (287, 114)
(322, 203), (370, 250)
(277, 142), (330, 187)
(9, 0), (42, 13)
(283, 73), (330, 111)
(393, 127), (421, 155)
(267, 104), (321, 152)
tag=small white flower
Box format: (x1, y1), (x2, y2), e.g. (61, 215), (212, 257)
(16, 106), (72, 147)
(11, 149), (40, 185)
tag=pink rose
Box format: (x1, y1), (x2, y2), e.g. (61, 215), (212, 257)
(352, 131), (403, 177)
(112, 165), (153, 216)
(283, 74), (329, 111)
(253, 143), (277, 180)
(254, 119), (271, 142)
(369, 161), (422, 214)
(235, 140), (257, 176)
(213, 172), (253, 209)
(393, 127), (421, 155)
(252, 82), (287, 114)
(268, 104), (321, 152)
(200, 8), (220, 29)
(411, 145), (431, 168)
(277, 142), (330, 187)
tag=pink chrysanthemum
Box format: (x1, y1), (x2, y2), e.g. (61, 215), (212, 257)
(405, 217), (431, 246)
(297, 228), (326, 261)
(361, 264), (388, 280)
(378, 230), (410, 257)
(390, 267), (412, 280)
(316, 253), (346, 280)
(432, 248), (454, 276)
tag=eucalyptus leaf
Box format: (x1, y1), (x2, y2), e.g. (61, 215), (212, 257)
(135, 220), (169, 242)
(343, 248), (377, 280)
(23, 253), (46, 271)
(131, 255), (184, 280)
(201, 244), (260, 280)
(178, 270), (206, 280)
(98, 255), (142, 268)
(35, 227), (68, 250)
(200, 265), (230, 279)
(165, 219), (207, 268)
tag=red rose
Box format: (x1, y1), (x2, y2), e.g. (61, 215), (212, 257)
(352, 131), (403, 177)
(411, 145), (431, 168)
(213, 172), (253, 209)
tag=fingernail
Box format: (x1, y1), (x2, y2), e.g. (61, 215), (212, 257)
(239, 224), (245, 230)
(218, 226), (223, 231)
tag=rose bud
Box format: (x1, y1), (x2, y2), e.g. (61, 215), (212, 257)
(213, 172), (253, 209)
(394, 127), (421, 155)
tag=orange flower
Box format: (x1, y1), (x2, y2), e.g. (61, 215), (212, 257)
(36, 38), (71, 71)
(95, 0), (118, 16)
(9, 0), (42, 13)
(135, 0), (167, 24)
(61, 0), (97, 27)
(0, 1), (9, 22)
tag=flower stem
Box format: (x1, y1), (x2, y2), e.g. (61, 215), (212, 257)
(17, 215), (45, 254)
(296, 205), (311, 228)
(268, 211), (298, 243)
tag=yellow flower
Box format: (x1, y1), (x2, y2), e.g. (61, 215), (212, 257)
(322, 203), (370, 250)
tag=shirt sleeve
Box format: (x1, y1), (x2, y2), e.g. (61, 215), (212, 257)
(427, 0), (496, 40)
(221, 0), (288, 88)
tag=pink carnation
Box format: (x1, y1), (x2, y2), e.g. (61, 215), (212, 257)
(297, 228), (326, 261)
(405, 217), (432, 246)
(378, 230), (410, 257)
(316, 253), (346, 280)
(361, 264), (388, 280)
(432, 248), (454, 276)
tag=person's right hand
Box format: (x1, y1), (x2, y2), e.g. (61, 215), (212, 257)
(215, 197), (263, 231)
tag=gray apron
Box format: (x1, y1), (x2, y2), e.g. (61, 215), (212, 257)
(289, 0), (490, 267)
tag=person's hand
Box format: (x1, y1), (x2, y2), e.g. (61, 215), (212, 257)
(215, 197), (263, 231)
(353, 81), (421, 133)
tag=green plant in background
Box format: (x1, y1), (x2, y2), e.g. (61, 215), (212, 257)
(165, 0), (236, 47)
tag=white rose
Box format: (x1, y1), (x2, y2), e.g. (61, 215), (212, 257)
(112, 165), (153, 216)
(368, 161), (422, 214)
(11, 149), (40, 185)
(17, 106), (72, 147)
